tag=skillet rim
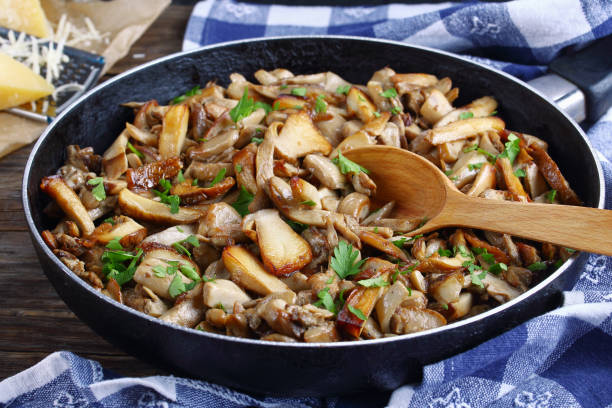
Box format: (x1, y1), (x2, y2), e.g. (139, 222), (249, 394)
(22, 35), (606, 349)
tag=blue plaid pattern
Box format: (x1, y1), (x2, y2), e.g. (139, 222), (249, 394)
(2, 1), (612, 407)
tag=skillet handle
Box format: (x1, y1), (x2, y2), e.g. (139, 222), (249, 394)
(528, 35), (612, 123)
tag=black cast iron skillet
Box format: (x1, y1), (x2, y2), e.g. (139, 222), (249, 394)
(23, 36), (609, 396)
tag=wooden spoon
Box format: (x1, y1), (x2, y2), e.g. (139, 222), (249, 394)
(344, 146), (612, 256)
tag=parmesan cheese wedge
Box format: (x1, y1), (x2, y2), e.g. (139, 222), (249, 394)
(0, 0), (52, 38)
(0, 52), (54, 110)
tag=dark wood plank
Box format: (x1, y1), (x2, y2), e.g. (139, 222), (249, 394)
(0, 4), (187, 382)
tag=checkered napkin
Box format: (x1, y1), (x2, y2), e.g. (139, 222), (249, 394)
(2, 1), (612, 407)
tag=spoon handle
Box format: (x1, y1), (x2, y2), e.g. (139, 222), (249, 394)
(431, 194), (612, 256)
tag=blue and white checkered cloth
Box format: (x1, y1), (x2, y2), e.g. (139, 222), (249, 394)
(2, 1), (612, 407)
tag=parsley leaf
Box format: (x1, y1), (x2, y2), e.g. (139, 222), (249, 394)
(528, 261), (547, 271)
(490, 110), (498, 116)
(232, 186), (254, 216)
(192, 178), (199, 186)
(332, 151), (370, 175)
(390, 106), (402, 115)
(357, 276), (389, 288)
(488, 262), (507, 275)
(392, 237), (407, 248)
(470, 268), (487, 289)
(179, 263), (200, 281)
(209, 168), (226, 187)
(127, 142), (145, 159)
(373, 111), (381, 118)
(468, 162), (484, 171)
(546, 190), (557, 203)
(168, 274), (187, 298)
(152, 265), (167, 277)
(172, 235), (200, 258)
(285, 218), (308, 233)
(167, 195), (180, 214)
(254, 101), (272, 114)
(171, 85), (201, 104)
(291, 87), (307, 97)
(459, 111), (474, 120)
(315, 94), (327, 114)
(251, 137), (264, 145)
(348, 305), (367, 321)
(336, 85), (350, 95)
(230, 88), (255, 123)
(104, 217), (115, 225)
(438, 248), (453, 257)
(87, 177), (106, 201)
(102, 248), (143, 286)
(177, 170), (185, 183)
(380, 88), (397, 98)
(300, 200), (316, 207)
(280, 84), (288, 90)
(106, 237), (123, 250)
(330, 241), (365, 280)
(514, 168), (526, 178)
(498, 133), (520, 164)
(314, 287), (336, 314)
(463, 144), (479, 153)
(236, 164), (243, 173)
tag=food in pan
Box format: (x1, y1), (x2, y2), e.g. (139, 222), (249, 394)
(39, 67), (581, 342)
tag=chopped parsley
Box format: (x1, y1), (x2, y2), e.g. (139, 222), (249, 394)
(300, 200), (317, 207)
(348, 305), (367, 321)
(514, 168), (526, 178)
(468, 162), (484, 171)
(229, 88), (255, 123)
(314, 287), (335, 314)
(236, 164), (243, 173)
(490, 110), (498, 116)
(498, 133), (520, 164)
(528, 261), (547, 271)
(459, 111), (474, 120)
(209, 168), (227, 187)
(332, 151), (370, 175)
(546, 190), (557, 203)
(380, 88), (397, 98)
(232, 186), (254, 216)
(106, 237), (123, 250)
(172, 235), (200, 258)
(101, 247), (143, 286)
(251, 137), (264, 145)
(87, 177), (106, 201)
(280, 84), (288, 90)
(441, 303), (449, 310)
(177, 170), (185, 183)
(472, 247), (496, 265)
(390, 106), (402, 115)
(373, 111), (381, 118)
(315, 94), (327, 114)
(392, 237), (407, 248)
(285, 218), (308, 233)
(291, 87), (307, 97)
(330, 241), (365, 280)
(171, 85), (201, 104)
(192, 178), (199, 186)
(168, 273), (198, 298)
(438, 248), (453, 257)
(103, 217), (115, 225)
(127, 142), (145, 159)
(488, 262), (508, 275)
(357, 276), (389, 288)
(254, 101), (272, 114)
(336, 85), (350, 95)
(153, 179), (180, 214)
(463, 144), (479, 153)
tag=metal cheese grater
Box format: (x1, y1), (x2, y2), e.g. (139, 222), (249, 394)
(0, 27), (105, 123)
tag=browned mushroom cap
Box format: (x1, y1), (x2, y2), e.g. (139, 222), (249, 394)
(346, 87), (377, 123)
(274, 112), (332, 161)
(126, 157), (182, 192)
(40, 175), (95, 236)
(222, 245), (290, 295)
(118, 189), (202, 225)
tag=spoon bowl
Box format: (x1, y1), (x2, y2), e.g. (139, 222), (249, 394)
(345, 145), (612, 256)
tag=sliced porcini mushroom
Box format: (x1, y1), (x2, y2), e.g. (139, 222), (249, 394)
(482, 273), (521, 303)
(93, 216), (146, 247)
(188, 128), (239, 162)
(362, 201), (395, 226)
(337, 192), (370, 221)
(132, 99), (158, 129)
(329, 130), (375, 159)
(184, 162), (233, 182)
(504, 265), (533, 291)
(438, 140), (466, 163)
(425, 117), (505, 145)
(159, 296), (205, 328)
(143, 224), (196, 247)
(400, 289), (428, 309)
(375, 281), (411, 333)
(289, 177), (321, 209)
(198, 202), (245, 244)
(170, 177), (236, 205)
(378, 122), (401, 148)
(255, 123), (278, 194)
(346, 87), (378, 123)
(351, 171), (377, 196)
(125, 122), (157, 146)
(466, 162), (496, 197)
(102, 130), (129, 180)
(40, 176), (95, 236)
(371, 218), (420, 234)
(502, 234), (521, 265)
(126, 152), (143, 169)
(232, 144), (258, 194)
(390, 306), (447, 335)
(274, 112), (332, 160)
(410, 269), (428, 293)
(316, 108), (347, 147)
(420, 89), (453, 125)
(528, 144), (582, 205)
(320, 188), (340, 212)
(464, 230), (512, 265)
(273, 160), (308, 178)
(523, 161), (548, 199)
(449, 150), (488, 189)
(435, 96), (498, 128)
(158, 104), (189, 159)
(202, 279), (251, 310)
(244, 209), (313, 277)
(391, 73), (438, 90)
(133, 244), (200, 299)
(222, 245), (290, 295)
(446, 292), (473, 321)
(303, 322), (340, 343)
(516, 242), (540, 267)
(496, 157), (530, 202)
(126, 157), (182, 192)
(429, 271), (464, 304)
(118, 189), (202, 224)
(303, 154), (348, 190)
(271, 94), (307, 111)
(337, 275), (389, 338)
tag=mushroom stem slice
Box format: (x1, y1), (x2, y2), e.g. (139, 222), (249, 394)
(118, 189), (202, 225)
(159, 104), (189, 159)
(222, 245), (290, 295)
(40, 175), (95, 236)
(425, 117), (505, 145)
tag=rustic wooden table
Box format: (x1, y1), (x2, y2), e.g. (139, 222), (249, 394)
(0, 4), (193, 380)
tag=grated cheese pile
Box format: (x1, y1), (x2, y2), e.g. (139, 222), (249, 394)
(0, 14), (109, 114)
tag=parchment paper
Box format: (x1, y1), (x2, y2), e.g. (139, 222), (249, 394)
(0, 0), (171, 159)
